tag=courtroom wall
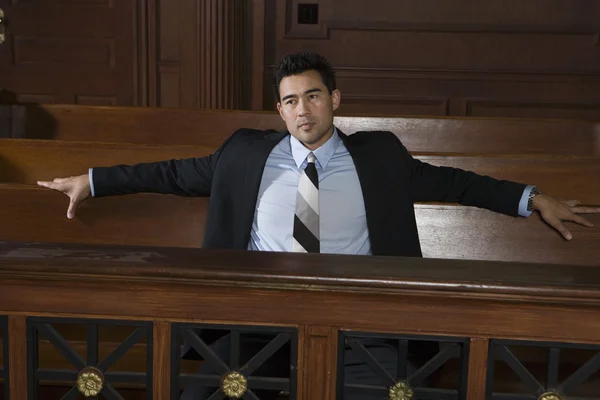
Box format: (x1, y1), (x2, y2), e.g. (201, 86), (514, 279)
(261, 0), (600, 118)
(1, 0), (599, 120)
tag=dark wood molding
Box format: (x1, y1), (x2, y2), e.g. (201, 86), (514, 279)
(324, 21), (600, 35)
(147, 0), (158, 107)
(251, 0), (265, 110)
(134, 0), (149, 106)
(197, 0), (250, 109)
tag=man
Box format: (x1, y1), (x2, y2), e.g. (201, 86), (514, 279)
(39, 52), (599, 398)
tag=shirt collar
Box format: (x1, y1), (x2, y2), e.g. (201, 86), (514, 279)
(290, 126), (341, 170)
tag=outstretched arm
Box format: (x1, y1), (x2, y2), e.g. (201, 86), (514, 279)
(396, 135), (600, 239)
(37, 130), (239, 219)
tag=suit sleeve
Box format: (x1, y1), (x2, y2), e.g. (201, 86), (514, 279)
(91, 130), (238, 198)
(392, 134), (528, 216)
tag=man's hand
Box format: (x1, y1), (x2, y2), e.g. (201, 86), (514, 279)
(533, 194), (600, 240)
(37, 174), (91, 219)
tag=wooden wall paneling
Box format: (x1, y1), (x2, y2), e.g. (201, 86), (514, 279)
(0, 105), (10, 138)
(158, 0), (251, 109)
(197, 0), (249, 109)
(0, 0), (143, 106)
(135, 0), (149, 106)
(262, 0), (600, 118)
(147, 0), (158, 106)
(250, 0), (265, 110)
(180, 0), (199, 108)
(157, 0), (181, 107)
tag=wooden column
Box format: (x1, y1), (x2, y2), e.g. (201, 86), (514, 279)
(199, 0), (248, 109)
(153, 321), (171, 399)
(299, 325), (338, 400)
(467, 337), (490, 400)
(8, 315), (27, 400)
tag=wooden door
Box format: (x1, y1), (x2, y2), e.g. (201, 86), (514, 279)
(0, 0), (145, 106)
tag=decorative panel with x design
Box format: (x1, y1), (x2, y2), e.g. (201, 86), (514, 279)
(171, 323), (298, 400)
(487, 339), (600, 400)
(337, 331), (470, 399)
(1, 316), (8, 400)
(27, 317), (153, 400)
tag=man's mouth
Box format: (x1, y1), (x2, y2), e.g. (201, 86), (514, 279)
(298, 122), (316, 129)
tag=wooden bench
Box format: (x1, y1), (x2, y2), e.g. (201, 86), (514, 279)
(1, 183), (598, 266)
(2, 139), (600, 203)
(3, 104), (600, 156)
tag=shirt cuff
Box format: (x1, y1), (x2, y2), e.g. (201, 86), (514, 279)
(518, 185), (535, 217)
(89, 168), (96, 197)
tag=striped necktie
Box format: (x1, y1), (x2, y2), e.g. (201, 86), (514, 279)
(292, 152), (320, 253)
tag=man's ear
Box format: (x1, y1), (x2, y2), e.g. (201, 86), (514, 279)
(276, 102), (285, 121)
(331, 89), (341, 112)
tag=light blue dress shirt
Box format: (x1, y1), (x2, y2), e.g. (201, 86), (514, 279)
(90, 128), (534, 254)
(248, 128), (372, 254)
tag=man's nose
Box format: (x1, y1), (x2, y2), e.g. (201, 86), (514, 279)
(297, 99), (311, 116)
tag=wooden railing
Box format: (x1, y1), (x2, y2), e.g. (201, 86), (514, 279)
(2, 242), (600, 399)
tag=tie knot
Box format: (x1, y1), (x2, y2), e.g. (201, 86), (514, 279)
(307, 153), (316, 164)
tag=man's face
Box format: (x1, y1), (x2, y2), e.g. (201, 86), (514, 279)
(277, 70), (340, 150)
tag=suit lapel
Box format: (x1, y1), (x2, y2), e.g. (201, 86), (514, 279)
(338, 129), (387, 254)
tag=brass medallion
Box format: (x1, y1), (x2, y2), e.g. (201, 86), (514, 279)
(538, 392), (563, 400)
(76, 366), (104, 397)
(389, 381), (413, 400)
(221, 371), (248, 398)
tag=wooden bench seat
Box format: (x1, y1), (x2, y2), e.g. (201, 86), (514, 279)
(2, 139), (600, 203)
(1, 183), (598, 266)
(4, 104), (600, 156)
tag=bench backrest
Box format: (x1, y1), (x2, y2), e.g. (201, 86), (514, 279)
(3, 104), (600, 156)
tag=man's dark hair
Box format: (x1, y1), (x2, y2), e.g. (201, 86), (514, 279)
(273, 52), (337, 102)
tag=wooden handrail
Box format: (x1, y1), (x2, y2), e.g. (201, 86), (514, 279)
(3, 242), (600, 399)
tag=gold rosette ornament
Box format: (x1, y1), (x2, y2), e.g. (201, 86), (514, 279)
(389, 381), (413, 400)
(221, 371), (248, 398)
(77, 366), (104, 397)
(538, 393), (564, 400)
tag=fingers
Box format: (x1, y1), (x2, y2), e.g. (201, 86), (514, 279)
(67, 198), (78, 219)
(544, 217), (573, 240)
(562, 200), (581, 207)
(560, 200), (600, 214)
(38, 178), (72, 193)
(571, 206), (600, 214)
(37, 180), (59, 190)
(570, 214), (594, 228)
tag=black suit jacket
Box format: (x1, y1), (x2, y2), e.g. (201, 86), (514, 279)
(92, 128), (526, 257)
